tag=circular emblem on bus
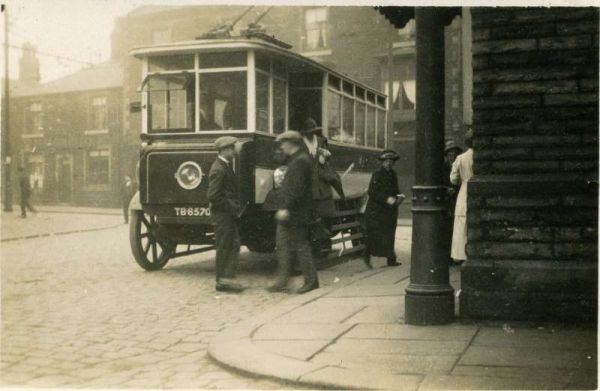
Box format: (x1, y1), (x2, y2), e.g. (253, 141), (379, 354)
(174, 161), (203, 190)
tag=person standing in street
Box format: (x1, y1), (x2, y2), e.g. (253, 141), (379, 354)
(268, 131), (319, 294)
(208, 136), (244, 293)
(363, 150), (405, 269)
(120, 175), (136, 224)
(450, 129), (474, 264)
(18, 166), (36, 218)
(443, 140), (463, 265)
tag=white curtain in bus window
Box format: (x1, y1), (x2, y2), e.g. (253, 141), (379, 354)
(366, 105), (376, 147)
(355, 102), (366, 146)
(342, 96), (354, 144)
(273, 78), (286, 134)
(256, 72), (269, 132)
(147, 74), (195, 132)
(377, 109), (386, 148)
(199, 72), (247, 131)
(327, 91), (341, 140)
(402, 80), (416, 110)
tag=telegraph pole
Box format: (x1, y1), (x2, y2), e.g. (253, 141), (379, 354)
(1, 3), (12, 211)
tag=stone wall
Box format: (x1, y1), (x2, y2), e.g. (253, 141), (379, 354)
(462, 7), (599, 322)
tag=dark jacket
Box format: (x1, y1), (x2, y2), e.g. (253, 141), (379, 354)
(443, 160), (460, 217)
(280, 149), (314, 226)
(364, 167), (401, 257)
(19, 173), (30, 199)
(208, 157), (240, 216)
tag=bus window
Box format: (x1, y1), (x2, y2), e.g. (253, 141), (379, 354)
(289, 89), (321, 131)
(256, 52), (270, 73)
(198, 72), (247, 130)
(289, 72), (322, 88)
(148, 55), (194, 72)
(343, 81), (354, 96)
(147, 74), (195, 133)
(328, 75), (341, 90)
(366, 105), (376, 147)
(377, 109), (386, 148)
(273, 78), (286, 134)
(327, 91), (341, 141)
(356, 102), (366, 145)
(198, 51), (246, 68)
(342, 96), (354, 144)
(256, 72), (269, 132)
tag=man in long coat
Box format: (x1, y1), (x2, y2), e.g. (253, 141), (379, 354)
(18, 166), (36, 218)
(363, 150), (405, 268)
(208, 136), (244, 292)
(268, 131), (319, 294)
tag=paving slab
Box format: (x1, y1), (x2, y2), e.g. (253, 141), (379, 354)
(345, 323), (479, 341)
(254, 340), (331, 361)
(317, 295), (403, 307)
(272, 301), (366, 324)
(451, 364), (594, 383)
(311, 351), (458, 375)
(344, 303), (405, 324)
(253, 322), (355, 341)
(326, 284), (406, 298)
(472, 326), (597, 350)
(458, 345), (596, 370)
(419, 374), (562, 390)
(351, 268), (410, 286)
(326, 338), (469, 356)
(299, 365), (423, 391)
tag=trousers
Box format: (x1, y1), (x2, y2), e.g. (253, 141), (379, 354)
(212, 212), (240, 281)
(20, 196), (36, 217)
(275, 222), (318, 286)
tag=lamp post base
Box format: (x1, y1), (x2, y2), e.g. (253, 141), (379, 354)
(405, 285), (455, 325)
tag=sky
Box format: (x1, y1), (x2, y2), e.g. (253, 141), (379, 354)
(3, 0), (594, 83)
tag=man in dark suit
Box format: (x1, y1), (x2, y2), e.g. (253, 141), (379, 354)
(268, 131), (319, 294)
(18, 166), (36, 218)
(208, 136), (244, 292)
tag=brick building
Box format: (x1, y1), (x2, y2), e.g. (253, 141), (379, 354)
(462, 7), (598, 321)
(10, 62), (124, 206)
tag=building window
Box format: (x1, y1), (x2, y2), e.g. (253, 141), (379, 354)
(26, 102), (43, 134)
(85, 147), (111, 189)
(27, 154), (45, 191)
(90, 96), (108, 130)
(304, 8), (328, 51)
(397, 20), (415, 39)
(152, 27), (171, 44)
(401, 80), (416, 110)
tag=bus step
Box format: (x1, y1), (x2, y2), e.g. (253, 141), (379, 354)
(330, 233), (363, 244)
(331, 221), (361, 231)
(333, 209), (360, 217)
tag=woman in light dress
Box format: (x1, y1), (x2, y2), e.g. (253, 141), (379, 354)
(450, 129), (474, 264)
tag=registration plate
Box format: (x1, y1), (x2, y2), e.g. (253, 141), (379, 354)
(173, 207), (211, 217)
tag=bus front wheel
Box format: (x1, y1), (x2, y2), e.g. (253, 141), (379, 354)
(130, 210), (175, 271)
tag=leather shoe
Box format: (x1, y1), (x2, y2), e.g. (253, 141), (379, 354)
(296, 282), (319, 294)
(267, 283), (288, 293)
(216, 279), (244, 292)
(387, 256), (401, 267)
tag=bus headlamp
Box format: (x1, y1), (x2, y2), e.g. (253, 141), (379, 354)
(175, 161), (203, 190)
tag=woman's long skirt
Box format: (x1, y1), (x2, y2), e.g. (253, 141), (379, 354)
(451, 215), (467, 261)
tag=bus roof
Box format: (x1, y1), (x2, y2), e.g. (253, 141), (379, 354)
(130, 37), (387, 99)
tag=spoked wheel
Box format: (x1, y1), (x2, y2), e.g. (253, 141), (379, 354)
(129, 210), (176, 271)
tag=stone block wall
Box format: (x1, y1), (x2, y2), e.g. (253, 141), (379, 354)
(461, 7), (598, 322)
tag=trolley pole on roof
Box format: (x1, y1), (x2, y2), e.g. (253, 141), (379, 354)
(404, 7), (454, 325)
(2, 4), (13, 212)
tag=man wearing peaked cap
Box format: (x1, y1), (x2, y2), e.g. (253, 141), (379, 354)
(208, 135), (244, 292)
(275, 130), (303, 143)
(214, 136), (238, 150)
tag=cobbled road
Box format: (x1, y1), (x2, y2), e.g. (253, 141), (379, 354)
(0, 215), (370, 389)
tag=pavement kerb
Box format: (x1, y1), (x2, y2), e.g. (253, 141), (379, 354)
(208, 266), (401, 390)
(0, 223), (124, 242)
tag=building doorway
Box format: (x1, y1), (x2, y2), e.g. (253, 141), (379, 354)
(56, 154), (73, 203)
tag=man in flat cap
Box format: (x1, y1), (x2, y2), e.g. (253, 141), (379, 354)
(208, 136), (244, 292)
(268, 131), (319, 294)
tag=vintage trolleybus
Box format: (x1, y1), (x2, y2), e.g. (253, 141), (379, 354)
(128, 32), (388, 270)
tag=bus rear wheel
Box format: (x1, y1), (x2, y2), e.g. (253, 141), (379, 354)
(130, 210), (175, 271)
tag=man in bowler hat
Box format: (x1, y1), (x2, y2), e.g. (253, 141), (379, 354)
(268, 131), (319, 294)
(208, 136), (244, 292)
